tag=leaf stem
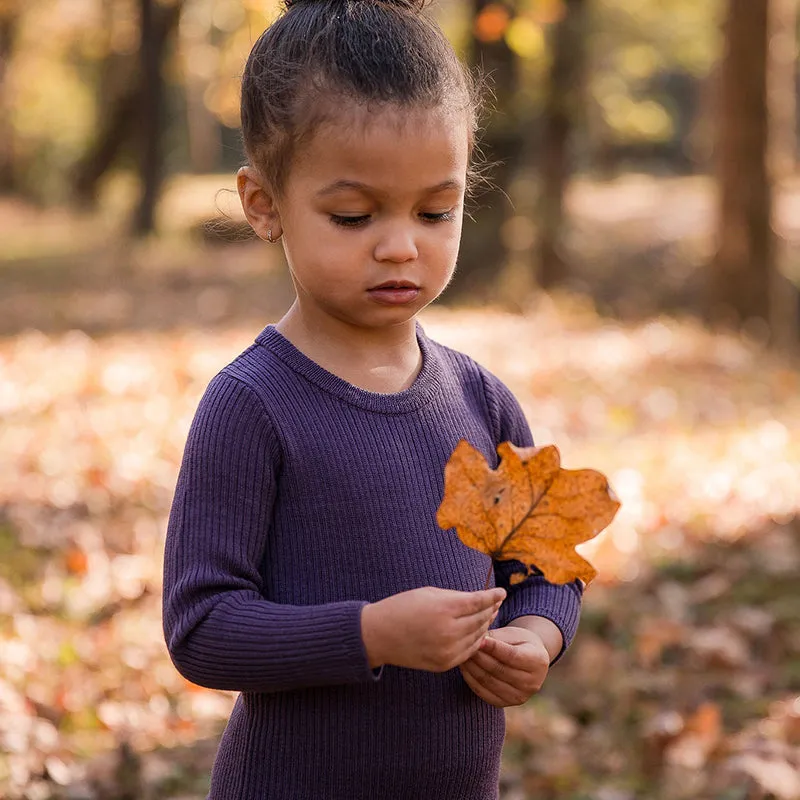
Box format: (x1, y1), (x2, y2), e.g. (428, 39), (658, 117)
(484, 560), (493, 590)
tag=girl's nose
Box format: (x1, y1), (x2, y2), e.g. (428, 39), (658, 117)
(373, 227), (419, 263)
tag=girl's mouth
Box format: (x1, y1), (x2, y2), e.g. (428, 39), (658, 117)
(367, 281), (421, 306)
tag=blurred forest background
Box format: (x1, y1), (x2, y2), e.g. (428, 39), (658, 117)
(1, 0), (800, 798)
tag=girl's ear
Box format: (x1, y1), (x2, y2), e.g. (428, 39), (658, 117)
(237, 167), (282, 242)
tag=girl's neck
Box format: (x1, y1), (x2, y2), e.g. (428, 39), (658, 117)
(275, 306), (422, 394)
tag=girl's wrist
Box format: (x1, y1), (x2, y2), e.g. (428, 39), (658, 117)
(360, 602), (387, 669)
(504, 615), (563, 663)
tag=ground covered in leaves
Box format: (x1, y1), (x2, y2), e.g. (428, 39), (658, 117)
(2, 300), (798, 799)
(1, 179), (799, 799)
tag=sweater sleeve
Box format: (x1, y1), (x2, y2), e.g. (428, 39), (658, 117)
(478, 368), (583, 664)
(162, 372), (377, 692)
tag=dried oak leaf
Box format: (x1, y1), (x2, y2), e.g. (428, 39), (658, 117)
(436, 441), (620, 585)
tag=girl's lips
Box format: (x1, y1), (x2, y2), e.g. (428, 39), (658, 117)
(367, 286), (421, 305)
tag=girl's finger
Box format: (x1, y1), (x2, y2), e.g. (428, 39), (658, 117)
(479, 634), (527, 667)
(453, 589), (506, 618)
(469, 648), (532, 686)
(461, 661), (527, 706)
(454, 604), (501, 637)
(462, 629), (492, 662)
(460, 665), (511, 708)
(454, 623), (496, 664)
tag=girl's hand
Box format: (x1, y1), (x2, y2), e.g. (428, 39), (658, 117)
(459, 626), (551, 707)
(361, 586), (506, 672)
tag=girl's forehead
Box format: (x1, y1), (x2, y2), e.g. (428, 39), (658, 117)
(290, 104), (470, 190)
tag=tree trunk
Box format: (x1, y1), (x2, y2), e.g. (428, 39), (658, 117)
(0, 11), (19, 193)
(450, 0), (522, 299)
(768, 0), (799, 348)
(72, 83), (141, 207)
(710, 0), (773, 328)
(132, 0), (164, 235)
(71, 1), (182, 209)
(538, 0), (588, 289)
(768, 0), (797, 178)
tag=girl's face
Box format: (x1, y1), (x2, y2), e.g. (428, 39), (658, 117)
(273, 105), (470, 336)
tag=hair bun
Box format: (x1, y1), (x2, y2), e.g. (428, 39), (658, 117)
(284, 0), (427, 11)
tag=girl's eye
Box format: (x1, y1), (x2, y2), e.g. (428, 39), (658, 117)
(420, 211), (455, 223)
(329, 210), (456, 227)
(330, 214), (370, 228)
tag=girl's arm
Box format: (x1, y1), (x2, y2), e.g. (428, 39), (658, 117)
(162, 373), (376, 693)
(478, 368), (583, 664)
(492, 562), (582, 664)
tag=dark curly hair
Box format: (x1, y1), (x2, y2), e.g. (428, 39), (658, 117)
(240, 0), (481, 195)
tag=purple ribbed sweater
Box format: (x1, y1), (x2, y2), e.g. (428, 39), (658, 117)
(163, 324), (582, 800)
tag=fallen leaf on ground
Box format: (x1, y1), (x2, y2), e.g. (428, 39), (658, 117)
(728, 754), (800, 799)
(436, 441), (620, 585)
(636, 618), (688, 668)
(664, 702), (723, 770)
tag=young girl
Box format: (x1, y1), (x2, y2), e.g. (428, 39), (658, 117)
(162, 0), (582, 797)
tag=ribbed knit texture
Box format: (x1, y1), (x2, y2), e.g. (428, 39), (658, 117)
(163, 324), (582, 800)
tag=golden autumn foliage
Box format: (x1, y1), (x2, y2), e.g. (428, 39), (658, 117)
(437, 440), (620, 586)
(473, 4), (511, 43)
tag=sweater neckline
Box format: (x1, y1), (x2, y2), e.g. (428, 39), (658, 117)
(255, 323), (443, 414)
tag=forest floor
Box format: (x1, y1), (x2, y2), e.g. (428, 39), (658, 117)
(1, 174), (799, 799)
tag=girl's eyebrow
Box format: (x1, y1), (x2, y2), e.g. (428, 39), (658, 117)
(315, 179), (463, 198)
